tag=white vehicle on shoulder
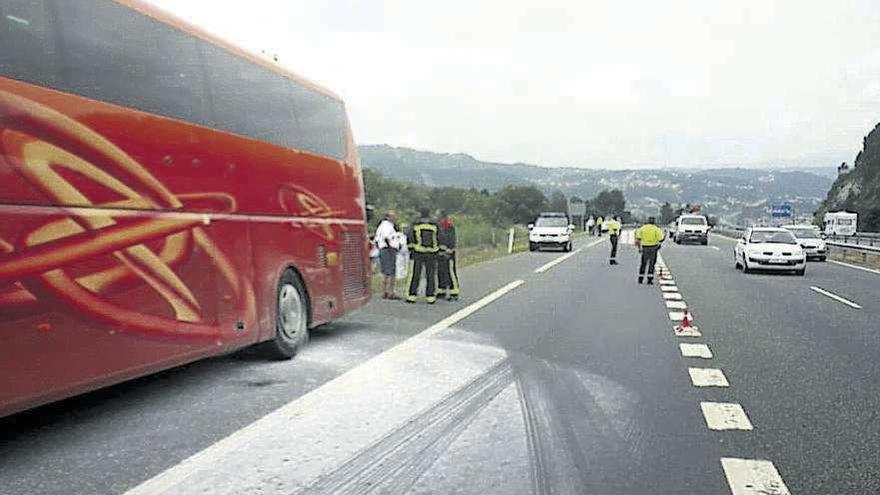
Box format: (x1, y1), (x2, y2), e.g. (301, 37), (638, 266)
(783, 224), (827, 261)
(734, 227), (806, 276)
(823, 211), (857, 236)
(673, 214), (710, 245)
(528, 213), (574, 252)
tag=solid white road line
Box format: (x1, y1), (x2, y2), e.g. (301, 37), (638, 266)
(709, 246), (720, 251)
(666, 301), (687, 310)
(125, 280), (525, 495)
(701, 402), (753, 430)
(660, 285), (679, 292)
(680, 343), (712, 359)
(721, 458), (791, 495)
(533, 244), (590, 274)
(828, 259), (880, 276)
(809, 286), (863, 310)
(662, 292), (683, 300)
(688, 368), (729, 387)
(423, 280), (525, 337)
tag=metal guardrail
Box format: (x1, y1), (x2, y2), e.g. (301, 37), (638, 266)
(826, 234), (880, 254)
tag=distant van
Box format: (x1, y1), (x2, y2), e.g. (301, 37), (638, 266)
(673, 215), (710, 245)
(823, 211), (857, 236)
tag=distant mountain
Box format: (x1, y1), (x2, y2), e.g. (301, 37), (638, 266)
(816, 123), (880, 231)
(359, 145), (835, 222)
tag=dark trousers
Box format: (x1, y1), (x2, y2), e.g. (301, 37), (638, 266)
(639, 245), (660, 279)
(609, 234), (619, 260)
(437, 252), (460, 296)
(407, 252), (437, 300)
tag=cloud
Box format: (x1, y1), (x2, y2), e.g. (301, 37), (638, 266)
(146, 0), (880, 168)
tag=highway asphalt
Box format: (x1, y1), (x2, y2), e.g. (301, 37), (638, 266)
(1, 232), (877, 494)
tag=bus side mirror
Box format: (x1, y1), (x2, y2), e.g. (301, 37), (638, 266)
(365, 204), (375, 223)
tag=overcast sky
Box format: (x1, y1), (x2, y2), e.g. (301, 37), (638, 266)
(147, 0), (880, 169)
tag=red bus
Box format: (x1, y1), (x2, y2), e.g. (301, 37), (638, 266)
(0, 0), (371, 417)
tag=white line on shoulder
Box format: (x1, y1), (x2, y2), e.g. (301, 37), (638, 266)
(810, 286), (862, 309)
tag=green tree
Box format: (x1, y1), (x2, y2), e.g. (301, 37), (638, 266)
(593, 189), (626, 218)
(496, 185), (548, 224)
(660, 202), (675, 224)
(548, 190), (568, 213)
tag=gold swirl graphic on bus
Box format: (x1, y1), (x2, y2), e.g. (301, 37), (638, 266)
(0, 90), (255, 340)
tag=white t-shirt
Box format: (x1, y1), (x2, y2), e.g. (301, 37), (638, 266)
(374, 219), (397, 249)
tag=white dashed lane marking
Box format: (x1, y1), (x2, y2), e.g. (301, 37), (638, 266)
(679, 343), (712, 358)
(533, 248), (584, 274)
(668, 311), (685, 321)
(809, 286), (862, 310)
(688, 368), (729, 387)
(674, 327), (702, 337)
(700, 402), (753, 430)
(666, 301), (687, 310)
(659, 279), (676, 285)
(721, 458), (791, 495)
(662, 292), (683, 300)
(660, 285), (679, 292)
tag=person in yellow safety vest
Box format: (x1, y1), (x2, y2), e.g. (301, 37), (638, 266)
(606, 216), (622, 265)
(405, 208), (441, 303)
(436, 210), (460, 302)
(596, 216), (604, 237)
(634, 216), (666, 284)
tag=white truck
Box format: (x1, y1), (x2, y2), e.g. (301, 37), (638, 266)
(673, 214), (710, 245)
(823, 211), (857, 237)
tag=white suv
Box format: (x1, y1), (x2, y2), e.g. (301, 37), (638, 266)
(673, 215), (710, 245)
(528, 215), (573, 252)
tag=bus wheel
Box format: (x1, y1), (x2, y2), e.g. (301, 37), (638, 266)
(264, 269), (310, 360)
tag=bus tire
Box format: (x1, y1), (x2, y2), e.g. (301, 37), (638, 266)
(263, 268), (310, 360)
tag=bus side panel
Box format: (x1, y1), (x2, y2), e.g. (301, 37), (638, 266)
(0, 81), (260, 416)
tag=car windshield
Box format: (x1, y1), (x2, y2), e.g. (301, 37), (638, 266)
(788, 228), (820, 239)
(535, 217), (568, 227)
(750, 231), (798, 244)
(680, 217), (706, 225)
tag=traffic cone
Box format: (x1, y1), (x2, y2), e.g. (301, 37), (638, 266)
(674, 310), (698, 333)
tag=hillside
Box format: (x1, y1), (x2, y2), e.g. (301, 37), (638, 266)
(816, 123), (880, 231)
(359, 145), (835, 222)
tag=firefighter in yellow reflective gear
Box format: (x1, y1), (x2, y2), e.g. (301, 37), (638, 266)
(606, 216), (622, 265)
(634, 216), (666, 284)
(405, 208), (440, 303)
(436, 210), (460, 302)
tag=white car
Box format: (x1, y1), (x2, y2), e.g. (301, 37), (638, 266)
(673, 214), (710, 245)
(734, 227), (806, 275)
(529, 215), (573, 252)
(783, 225), (827, 261)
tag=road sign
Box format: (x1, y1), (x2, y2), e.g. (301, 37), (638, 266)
(771, 203), (792, 219)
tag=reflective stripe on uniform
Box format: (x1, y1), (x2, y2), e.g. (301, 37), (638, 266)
(448, 257), (460, 295)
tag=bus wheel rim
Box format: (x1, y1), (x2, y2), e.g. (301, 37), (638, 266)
(278, 283), (305, 343)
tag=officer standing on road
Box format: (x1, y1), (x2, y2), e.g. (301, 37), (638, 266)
(635, 216), (665, 284)
(596, 216), (604, 237)
(436, 210), (460, 302)
(606, 216), (622, 265)
(405, 208), (440, 304)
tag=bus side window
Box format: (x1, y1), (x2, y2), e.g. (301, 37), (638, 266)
(52, 0), (209, 125)
(0, 0), (58, 87)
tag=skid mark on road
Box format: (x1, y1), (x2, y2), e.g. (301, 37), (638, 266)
(299, 361), (514, 495)
(514, 358), (646, 494)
